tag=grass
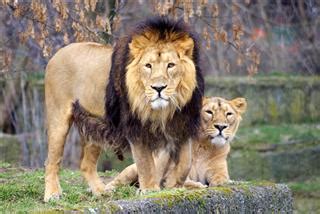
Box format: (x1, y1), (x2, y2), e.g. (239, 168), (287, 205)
(0, 163), (286, 213)
(234, 123), (320, 148)
(288, 177), (320, 198)
(288, 177), (320, 214)
(1, 123), (320, 212)
(0, 164), (137, 213)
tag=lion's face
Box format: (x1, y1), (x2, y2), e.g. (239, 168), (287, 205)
(138, 46), (193, 110)
(201, 97), (247, 147)
(126, 31), (197, 126)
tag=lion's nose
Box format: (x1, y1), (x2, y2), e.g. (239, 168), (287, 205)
(151, 85), (167, 93)
(214, 124), (228, 132)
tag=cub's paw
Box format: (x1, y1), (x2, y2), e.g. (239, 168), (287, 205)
(105, 182), (117, 192)
(136, 186), (160, 195)
(226, 179), (237, 185)
(209, 178), (228, 187)
(184, 180), (207, 189)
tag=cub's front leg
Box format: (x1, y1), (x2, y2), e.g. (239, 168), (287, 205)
(130, 141), (160, 192)
(206, 160), (230, 187)
(105, 164), (138, 191)
(162, 139), (192, 188)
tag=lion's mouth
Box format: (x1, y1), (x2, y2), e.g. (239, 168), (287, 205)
(150, 97), (169, 110)
(151, 96), (169, 102)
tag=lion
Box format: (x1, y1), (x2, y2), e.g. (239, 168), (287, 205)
(104, 97), (247, 190)
(44, 17), (204, 202)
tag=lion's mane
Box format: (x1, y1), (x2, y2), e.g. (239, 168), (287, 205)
(72, 16), (204, 155)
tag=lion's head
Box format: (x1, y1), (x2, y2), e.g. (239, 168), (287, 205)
(201, 97), (247, 147)
(126, 30), (197, 126)
(105, 17), (204, 138)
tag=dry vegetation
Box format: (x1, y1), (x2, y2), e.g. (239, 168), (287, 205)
(0, 0), (262, 76)
(1, 1), (319, 76)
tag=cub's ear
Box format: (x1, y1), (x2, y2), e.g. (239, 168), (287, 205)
(231, 97), (247, 114)
(174, 35), (194, 59)
(202, 96), (211, 105)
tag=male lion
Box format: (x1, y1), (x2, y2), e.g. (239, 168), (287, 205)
(44, 17), (204, 202)
(104, 97), (247, 190)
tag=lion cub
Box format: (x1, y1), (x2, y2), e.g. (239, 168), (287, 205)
(185, 96), (247, 187)
(106, 97), (247, 190)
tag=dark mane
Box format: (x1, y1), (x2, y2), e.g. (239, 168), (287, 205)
(72, 16), (204, 155)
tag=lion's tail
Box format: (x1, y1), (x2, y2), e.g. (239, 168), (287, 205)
(72, 100), (126, 159)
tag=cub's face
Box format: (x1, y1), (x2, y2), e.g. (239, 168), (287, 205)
(201, 97), (247, 147)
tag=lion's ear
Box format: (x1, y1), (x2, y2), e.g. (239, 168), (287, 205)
(129, 34), (149, 58)
(231, 97), (247, 114)
(174, 36), (194, 59)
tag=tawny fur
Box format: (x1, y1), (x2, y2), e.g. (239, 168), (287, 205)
(105, 97), (247, 190)
(44, 17), (204, 202)
(188, 97), (247, 186)
(44, 43), (112, 202)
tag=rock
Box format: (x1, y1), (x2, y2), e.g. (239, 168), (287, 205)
(92, 183), (293, 213)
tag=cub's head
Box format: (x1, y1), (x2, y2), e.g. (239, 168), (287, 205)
(125, 19), (199, 125)
(201, 97), (247, 147)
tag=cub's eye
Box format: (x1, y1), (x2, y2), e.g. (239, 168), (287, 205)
(205, 110), (213, 115)
(145, 63), (152, 69)
(226, 112), (233, 116)
(167, 63), (175, 68)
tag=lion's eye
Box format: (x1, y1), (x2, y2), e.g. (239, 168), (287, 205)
(226, 112), (233, 116)
(145, 63), (152, 69)
(167, 63), (175, 68)
(205, 110), (213, 115)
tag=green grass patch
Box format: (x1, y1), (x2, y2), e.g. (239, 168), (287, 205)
(288, 177), (320, 198)
(290, 178), (320, 214)
(0, 164), (136, 213)
(0, 163), (282, 212)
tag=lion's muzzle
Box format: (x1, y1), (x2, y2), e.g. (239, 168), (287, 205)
(150, 84), (170, 110)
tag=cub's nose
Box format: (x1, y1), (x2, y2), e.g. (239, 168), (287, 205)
(151, 85), (167, 93)
(214, 124), (228, 132)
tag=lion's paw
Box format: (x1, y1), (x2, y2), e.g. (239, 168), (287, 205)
(44, 192), (62, 202)
(86, 183), (109, 197)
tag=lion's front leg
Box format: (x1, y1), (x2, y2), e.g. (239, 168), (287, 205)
(163, 139), (192, 188)
(130, 141), (160, 192)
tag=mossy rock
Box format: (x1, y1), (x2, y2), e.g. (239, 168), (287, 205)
(109, 183), (292, 213)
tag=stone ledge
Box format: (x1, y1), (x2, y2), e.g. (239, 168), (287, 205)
(98, 182), (293, 213)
